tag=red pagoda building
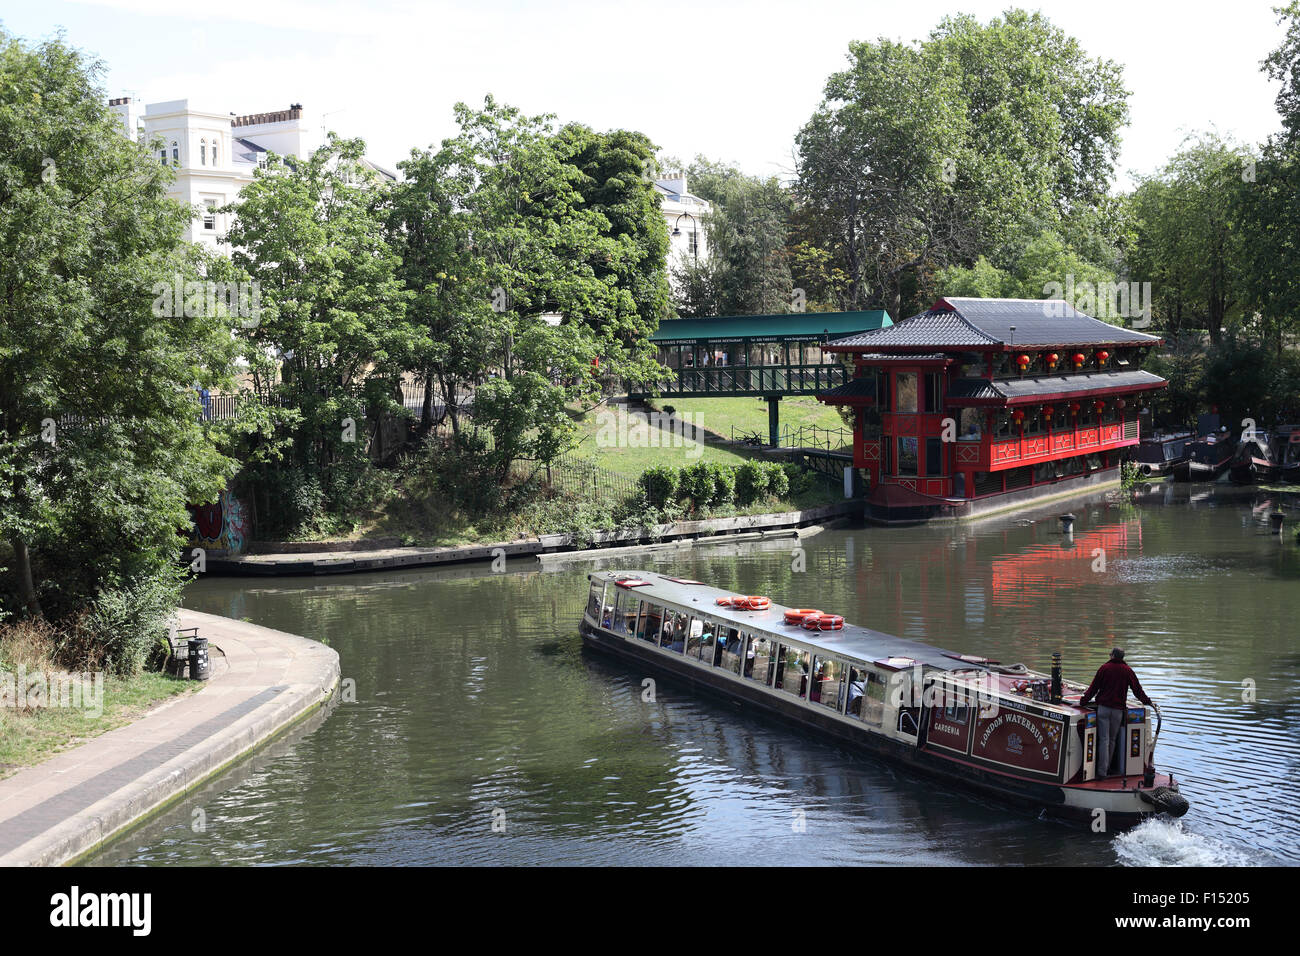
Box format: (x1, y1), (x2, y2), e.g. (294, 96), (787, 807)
(817, 297), (1166, 521)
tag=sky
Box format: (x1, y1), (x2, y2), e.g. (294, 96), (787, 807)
(0, 0), (1291, 190)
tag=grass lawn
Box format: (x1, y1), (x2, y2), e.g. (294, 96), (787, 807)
(0, 669), (197, 779)
(645, 396), (852, 449)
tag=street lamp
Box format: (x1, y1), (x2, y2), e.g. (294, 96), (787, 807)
(672, 212), (698, 264)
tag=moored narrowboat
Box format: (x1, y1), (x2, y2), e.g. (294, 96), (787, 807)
(1129, 430), (1193, 478)
(581, 570), (1189, 829)
(1229, 435), (1279, 484)
(1172, 430), (1234, 482)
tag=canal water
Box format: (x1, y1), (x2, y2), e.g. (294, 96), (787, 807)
(87, 484), (1300, 866)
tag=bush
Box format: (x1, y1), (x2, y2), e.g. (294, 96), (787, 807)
(679, 461), (715, 508)
(639, 465), (680, 508)
(778, 462), (806, 497)
(735, 461), (768, 504)
(79, 566), (186, 677)
(710, 462), (736, 507)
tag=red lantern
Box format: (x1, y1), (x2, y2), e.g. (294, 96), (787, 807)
(1072, 352), (1086, 369)
(1070, 402), (1081, 415)
(1016, 353), (1031, 370)
(1013, 410), (1025, 424)
(1094, 400), (1105, 414)
(1047, 352), (1060, 365)
(1116, 399), (1127, 410)
(1043, 405), (1054, 420)
(1097, 350), (1110, 365)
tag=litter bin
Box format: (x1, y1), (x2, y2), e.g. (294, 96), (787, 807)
(187, 635), (210, 681)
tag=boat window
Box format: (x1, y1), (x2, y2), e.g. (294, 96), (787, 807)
(811, 657), (844, 712)
(587, 579), (606, 621)
(638, 602), (663, 644)
(684, 617), (706, 659)
(720, 628), (745, 675)
(774, 644), (810, 700)
(698, 619), (724, 665)
(861, 670), (888, 727)
(611, 588), (633, 635)
(661, 611), (688, 654)
(746, 636), (774, 684)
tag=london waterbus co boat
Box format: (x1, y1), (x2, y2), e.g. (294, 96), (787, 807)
(581, 570), (1190, 828)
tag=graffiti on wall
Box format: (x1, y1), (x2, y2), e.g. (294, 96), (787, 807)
(186, 489), (249, 555)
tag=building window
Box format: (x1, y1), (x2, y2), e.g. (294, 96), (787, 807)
(203, 200), (217, 231)
(200, 139), (207, 165)
(896, 372), (918, 413)
(171, 141), (179, 165)
(159, 148), (167, 166)
(925, 437), (944, 476)
(897, 436), (918, 476)
(959, 408), (983, 440)
(923, 372), (942, 412)
(212, 141), (219, 166)
(874, 369), (891, 411)
(688, 230), (698, 255)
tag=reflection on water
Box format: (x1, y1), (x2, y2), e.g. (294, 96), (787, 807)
(86, 485), (1300, 866)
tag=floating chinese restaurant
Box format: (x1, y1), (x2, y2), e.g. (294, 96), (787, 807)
(816, 297), (1167, 521)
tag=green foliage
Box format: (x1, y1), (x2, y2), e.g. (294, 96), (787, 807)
(679, 461), (715, 508)
(671, 158), (794, 317)
(734, 461), (768, 504)
(710, 462), (736, 507)
(80, 566), (186, 677)
(795, 10), (1128, 316)
(0, 29), (238, 626)
(778, 463), (808, 497)
(937, 230), (1116, 304)
(639, 465), (680, 508)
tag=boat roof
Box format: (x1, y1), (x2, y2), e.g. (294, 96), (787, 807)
(590, 569), (963, 671)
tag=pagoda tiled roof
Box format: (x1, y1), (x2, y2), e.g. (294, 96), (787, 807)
(828, 297), (1161, 351)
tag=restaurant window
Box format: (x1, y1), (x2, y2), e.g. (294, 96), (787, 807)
(875, 369), (891, 411)
(774, 644), (810, 699)
(959, 408), (983, 441)
(746, 636), (774, 684)
(587, 579), (607, 621)
(896, 372), (918, 413)
(1077, 406), (1095, 427)
(973, 471), (1001, 495)
(880, 438), (892, 476)
(1101, 403), (1120, 424)
(925, 437), (944, 477)
(860, 406), (882, 441)
(897, 436), (918, 476)
(1033, 462), (1057, 483)
(720, 628), (745, 675)
(923, 372), (942, 413)
(1022, 407), (1044, 436)
(811, 656), (844, 712)
(994, 413), (1014, 439)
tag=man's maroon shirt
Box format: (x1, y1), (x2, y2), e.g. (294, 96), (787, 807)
(1081, 659), (1152, 709)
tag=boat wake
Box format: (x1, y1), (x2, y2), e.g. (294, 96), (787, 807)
(1113, 818), (1260, 867)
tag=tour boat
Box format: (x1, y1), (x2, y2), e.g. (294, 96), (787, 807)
(581, 570), (1190, 828)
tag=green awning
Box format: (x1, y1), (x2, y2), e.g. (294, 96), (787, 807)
(653, 310), (892, 344)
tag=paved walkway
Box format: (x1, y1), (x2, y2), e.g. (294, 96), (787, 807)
(0, 609), (339, 866)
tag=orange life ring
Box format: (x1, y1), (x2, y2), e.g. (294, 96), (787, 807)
(784, 608), (822, 625)
(743, 596), (770, 611)
(715, 597), (735, 607)
(818, 614), (845, 630)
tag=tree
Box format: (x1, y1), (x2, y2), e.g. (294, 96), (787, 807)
(796, 10), (1128, 317)
(670, 158), (794, 316)
(0, 29), (237, 631)
(224, 134), (415, 532)
(1127, 134), (1247, 344)
(937, 230), (1116, 303)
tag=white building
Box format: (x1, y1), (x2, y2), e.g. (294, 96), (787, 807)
(108, 97), (394, 250)
(654, 172), (711, 277)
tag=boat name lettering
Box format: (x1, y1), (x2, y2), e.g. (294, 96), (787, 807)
(979, 712), (1046, 750)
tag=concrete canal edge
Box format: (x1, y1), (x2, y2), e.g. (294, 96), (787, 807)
(0, 609), (339, 867)
(204, 502), (862, 576)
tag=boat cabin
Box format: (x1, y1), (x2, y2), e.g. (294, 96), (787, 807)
(584, 570), (1154, 787)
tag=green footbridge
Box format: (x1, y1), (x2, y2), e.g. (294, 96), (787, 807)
(628, 310), (892, 446)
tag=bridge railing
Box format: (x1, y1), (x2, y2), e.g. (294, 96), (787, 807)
(632, 363), (849, 397)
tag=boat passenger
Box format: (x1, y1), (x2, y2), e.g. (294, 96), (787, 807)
(1080, 648), (1153, 777)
